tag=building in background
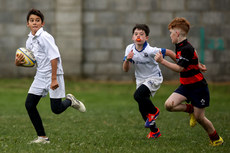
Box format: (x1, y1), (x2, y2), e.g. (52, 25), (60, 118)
(0, 0), (229, 82)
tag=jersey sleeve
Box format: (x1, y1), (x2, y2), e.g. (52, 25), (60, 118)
(123, 44), (133, 61)
(43, 33), (60, 61)
(161, 48), (166, 58)
(150, 47), (166, 58)
(26, 37), (32, 51)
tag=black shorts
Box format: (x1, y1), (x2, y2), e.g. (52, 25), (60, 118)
(174, 84), (210, 108)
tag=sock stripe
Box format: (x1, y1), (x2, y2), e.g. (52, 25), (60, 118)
(209, 130), (220, 141)
(185, 104), (194, 113)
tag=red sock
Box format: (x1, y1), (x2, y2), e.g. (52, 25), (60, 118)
(209, 130), (220, 141)
(185, 104), (194, 113)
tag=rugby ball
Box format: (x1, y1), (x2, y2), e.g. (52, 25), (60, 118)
(16, 48), (36, 67)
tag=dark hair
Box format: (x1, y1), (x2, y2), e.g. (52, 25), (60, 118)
(132, 24), (150, 36)
(26, 8), (44, 23)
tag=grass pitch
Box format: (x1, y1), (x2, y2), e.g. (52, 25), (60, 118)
(0, 78), (229, 153)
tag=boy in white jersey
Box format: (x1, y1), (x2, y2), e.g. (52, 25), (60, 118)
(15, 9), (86, 144)
(123, 24), (176, 139)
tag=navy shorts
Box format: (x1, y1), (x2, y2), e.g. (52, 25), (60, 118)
(174, 84), (210, 108)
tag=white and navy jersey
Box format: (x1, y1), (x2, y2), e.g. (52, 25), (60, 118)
(26, 27), (64, 77)
(123, 41), (166, 81)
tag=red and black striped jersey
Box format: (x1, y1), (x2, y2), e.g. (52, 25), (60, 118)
(175, 39), (207, 87)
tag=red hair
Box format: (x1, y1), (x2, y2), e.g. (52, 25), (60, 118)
(168, 17), (190, 35)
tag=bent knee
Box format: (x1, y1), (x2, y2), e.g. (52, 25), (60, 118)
(164, 100), (174, 112)
(133, 92), (139, 101)
(51, 108), (62, 114)
(134, 91), (142, 102)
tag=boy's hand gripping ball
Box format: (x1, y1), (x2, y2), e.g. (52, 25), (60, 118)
(16, 48), (36, 67)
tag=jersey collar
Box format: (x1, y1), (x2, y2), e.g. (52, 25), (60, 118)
(135, 41), (148, 52)
(28, 27), (44, 37)
(176, 39), (188, 48)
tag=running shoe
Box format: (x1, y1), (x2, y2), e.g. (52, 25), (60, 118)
(67, 94), (86, 113)
(29, 137), (50, 144)
(189, 113), (197, 127)
(145, 107), (160, 128)
(210, 137), (224, 146)
(147, 129), (161, 139)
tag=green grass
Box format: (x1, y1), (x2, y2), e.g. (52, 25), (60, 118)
(0, 78), (229, 153)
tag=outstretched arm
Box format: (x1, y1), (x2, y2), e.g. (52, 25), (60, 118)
(155, 51), (183, 73)
(165, 49), (177, 63)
